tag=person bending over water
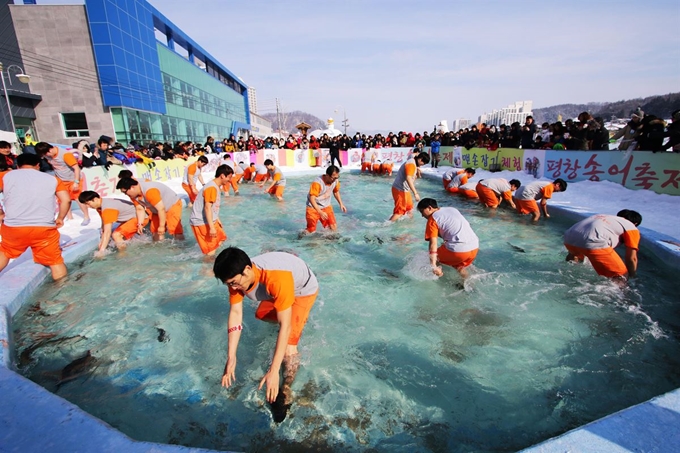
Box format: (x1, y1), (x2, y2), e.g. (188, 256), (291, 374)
(563, 210), (642, 280)
(213, 247), (318, 421)
(417, 198), (479, 279)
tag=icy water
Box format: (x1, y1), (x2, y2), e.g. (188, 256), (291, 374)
(13, 173), (680, 452)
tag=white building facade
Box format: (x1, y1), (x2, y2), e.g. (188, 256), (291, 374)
(479, 101), (533, 127)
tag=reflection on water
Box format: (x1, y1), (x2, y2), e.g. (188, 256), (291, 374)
(13, 173), (680, 452)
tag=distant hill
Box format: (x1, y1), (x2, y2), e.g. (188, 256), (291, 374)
(533, 92), (680, 123)
(260, 111), (326, 134)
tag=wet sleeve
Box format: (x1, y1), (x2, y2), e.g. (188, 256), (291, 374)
(424, 217), (439, 241)
(308, 181), (321, 197)
(188, 164), (196, 178)
(405, 162), (416, 178)
(502, 190), (513, 201)
(333, 181), (340, 193)
(265, 270), (295, 312)
(101, 208), (119, 224)
(273, 172), (281, 182)
(461, 175), (468, 185)
(63, 152), (78, 168)
(145, 188), (162, 206)
(203, 186), (218, 204)
(621, 229), (640, 250)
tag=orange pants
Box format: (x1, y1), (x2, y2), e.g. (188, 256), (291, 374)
(514, 198), (539, 215)
(361, 162), (371, 172)
(446, 186), (461, 194)
(255, 290), (318, 345)
(476, 183), (500, 208)
(382, 164), (393, 176)
(442, 179), (451, 189)
(62, 179), (84, 201)
(254, 174), (267, 183)
(392, 187), (413, 215)
(564, 244), (628, 277)
(306, 206), (336, 232)
(191, 220), (227, 254)
(150, 200), (184, 235)
(181, 183), (198, 203)
(268, 185), (285, 198)
(115, 217), (149, 240)
(372, 164), (381, 173)
(459, 188), (479, 199)
(438, 245), (478, 270)
(0, 225), (63, 266)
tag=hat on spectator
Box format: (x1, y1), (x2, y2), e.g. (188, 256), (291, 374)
(631, 108), (644, 119)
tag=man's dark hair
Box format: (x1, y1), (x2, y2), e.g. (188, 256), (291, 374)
(617, 209), (642, 226)
(197, 155), (209, 164)
(249, 162), (255, 166)
(34, 142), (53, 156)
(465, 167), (476, 175)
(116, 177), (140, 191)
(118, 169), (133, 179)
(78, 190), (101, 204)
(509, 179), (521, 188)
(264, 159), (274, 166)
(417, 198), (438, 211)
(17, 153), (41, 167)
(97, 137), (110, 146)
(215, 164), (234, 178)
(0, 140), (11, 149)
(416, 153), (430, 165)
(223, 154), (231, 159)
(554, 178), (567, 191)
(213, 247), (252, 282)
(326, 165), (340, 176)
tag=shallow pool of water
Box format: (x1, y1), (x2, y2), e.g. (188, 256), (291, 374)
(13, 173), (680, 452)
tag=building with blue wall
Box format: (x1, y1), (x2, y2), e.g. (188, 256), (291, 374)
(2, 0), (249, 145)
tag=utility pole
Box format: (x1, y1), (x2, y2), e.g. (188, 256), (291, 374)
(275, 98), (282, 136)
(342, 111), (349, 135)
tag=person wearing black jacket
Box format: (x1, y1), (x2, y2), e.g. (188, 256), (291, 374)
(587, 118), (611, 151)
(520, 116), (537, 149)
(329, 136), (342, 168)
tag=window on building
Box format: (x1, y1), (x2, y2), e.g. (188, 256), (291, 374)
(61, 113), (89, 138)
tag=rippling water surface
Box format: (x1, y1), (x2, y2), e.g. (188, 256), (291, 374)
(13, 173), (680, 452)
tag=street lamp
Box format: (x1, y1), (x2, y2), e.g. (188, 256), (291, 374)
(334, 106), (349, 135)
(0, 62), (31, 134)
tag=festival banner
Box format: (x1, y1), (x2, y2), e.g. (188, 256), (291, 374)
(82, 165), (120, 198)
(439, 147), (463, 167)
(347, 148), (363, 168)
(460, 148), (524, 172)
(544, 150), (680, 195)
(261, 149), (278, 166)
(375, 147), (410, 164)
(293, 149), (308, 168)
(232, 151), (250, 165)
(521, 149), (546, 179)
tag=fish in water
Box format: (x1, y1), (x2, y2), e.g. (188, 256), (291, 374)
(18, 335), (85, 368)
(268, 388), (292, 423)
(56, 350), (97, 388)
(380, 269), (400, 280)
(507, 242), (526, 253)
(157, 328), (170, 343)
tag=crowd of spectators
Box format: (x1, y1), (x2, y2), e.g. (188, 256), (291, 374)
(7, 107), (677, 174)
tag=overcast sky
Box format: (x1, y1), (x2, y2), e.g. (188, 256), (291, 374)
(29, 0), (680, 132)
